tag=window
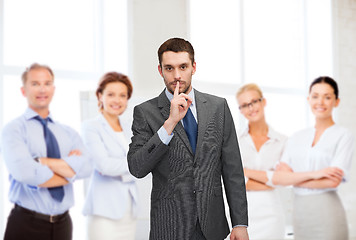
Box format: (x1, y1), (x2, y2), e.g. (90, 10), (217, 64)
(0, 0), (128, 238)
(190, 0), (333, 136)
(190, 0), (333, 236)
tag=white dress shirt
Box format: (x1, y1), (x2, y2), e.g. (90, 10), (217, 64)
(238, 125), (287, 239)
(238, 125), (287, 171)
(281, 124), (354, 195)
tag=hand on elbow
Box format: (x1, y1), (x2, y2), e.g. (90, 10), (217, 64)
(68, 149), (82, 156)
(315, 167), (344, 181)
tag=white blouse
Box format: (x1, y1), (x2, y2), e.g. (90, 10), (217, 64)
(115, 131), (129, 152)
(114, 131), (133, 183)
(239, 126), (287, 171)
(281, 124), (354, 195)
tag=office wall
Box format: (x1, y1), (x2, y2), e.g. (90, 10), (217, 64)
(128, 0), (189, 99)
(333, 0), (356, 239)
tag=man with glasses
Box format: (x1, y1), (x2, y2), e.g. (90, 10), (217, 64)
(1, 63), (91, 240)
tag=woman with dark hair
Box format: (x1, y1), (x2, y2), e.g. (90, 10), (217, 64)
(81, 72), (138, 240)
(272, 76), (354, 239)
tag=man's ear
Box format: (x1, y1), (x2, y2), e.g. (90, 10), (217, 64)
(21, 86), (26, 97)
(158, 65), (164, 78)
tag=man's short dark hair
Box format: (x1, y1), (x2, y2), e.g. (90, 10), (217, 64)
(158, 38), (195, 67)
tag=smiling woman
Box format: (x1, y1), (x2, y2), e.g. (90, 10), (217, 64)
(272, 77), (354, 240)
(81, 72), (138, 240)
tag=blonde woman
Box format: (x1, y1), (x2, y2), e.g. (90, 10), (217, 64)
(81, 72), (138, 240)
(273, 77), (354, 240)
(236, 83), (286, 239)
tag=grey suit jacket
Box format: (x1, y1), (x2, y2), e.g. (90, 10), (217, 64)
(128, 89), (248, 240)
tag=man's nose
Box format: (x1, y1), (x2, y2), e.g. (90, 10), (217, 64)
(39, 85), (46, 92)
(173, 69), (181, 80)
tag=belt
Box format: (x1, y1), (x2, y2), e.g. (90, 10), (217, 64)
(14, 204), (69, 223)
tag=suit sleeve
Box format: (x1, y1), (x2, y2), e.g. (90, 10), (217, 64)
(128, 105), (170, 178)
(221, 100), (248, 226)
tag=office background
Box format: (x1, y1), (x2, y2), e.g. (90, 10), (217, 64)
(0, 0), (355, 239)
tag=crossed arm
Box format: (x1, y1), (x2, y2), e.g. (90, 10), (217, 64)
(38, 150), (80, 188)
(243, 169), (273, 191)
(271, 162), (344, 188)
(244, 163), (344, 190)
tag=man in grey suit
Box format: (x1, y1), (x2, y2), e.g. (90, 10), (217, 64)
(128, 38), (249, 240)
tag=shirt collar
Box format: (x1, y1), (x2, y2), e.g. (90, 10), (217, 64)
(164, 87), (196, 107)
(240, 125), (250, 137)
(240, 124), (283, 142)
(24, 108), (54, 122)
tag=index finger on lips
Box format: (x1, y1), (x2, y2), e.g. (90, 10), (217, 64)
(174, 81), (180, 97)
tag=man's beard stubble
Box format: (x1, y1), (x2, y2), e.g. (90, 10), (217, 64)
(165, 80), (191, 95)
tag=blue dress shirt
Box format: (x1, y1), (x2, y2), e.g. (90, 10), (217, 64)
(1, 108), (92, 215)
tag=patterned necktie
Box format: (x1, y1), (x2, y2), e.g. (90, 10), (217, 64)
(183, 108), (198, 154)
(34, 116), (65, 202)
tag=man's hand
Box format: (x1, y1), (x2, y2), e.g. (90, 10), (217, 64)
(230, 226), (249, 240)
(68, 149), (82, 156)
(163, 81), (192, 134)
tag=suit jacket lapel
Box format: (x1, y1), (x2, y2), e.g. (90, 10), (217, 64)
(195, 90), (209, 157)
(158, 90), (193, 154)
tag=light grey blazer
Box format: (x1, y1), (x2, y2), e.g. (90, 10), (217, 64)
(81, 114), (138, 220)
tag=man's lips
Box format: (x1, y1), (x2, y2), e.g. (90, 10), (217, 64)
(36, 96), (48, 100)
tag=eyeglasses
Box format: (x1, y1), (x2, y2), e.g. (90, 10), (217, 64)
(238, 98), (263, 110)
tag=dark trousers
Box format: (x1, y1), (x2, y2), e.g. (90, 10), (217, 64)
(4, 205), (72, 240)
